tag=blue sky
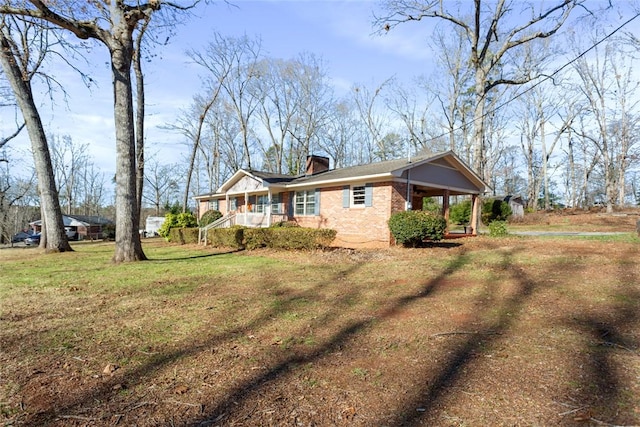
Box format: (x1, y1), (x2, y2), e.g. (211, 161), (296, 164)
(2, 1), (434, 180)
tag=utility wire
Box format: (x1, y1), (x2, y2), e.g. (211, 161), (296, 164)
(422, 11), (640, 146)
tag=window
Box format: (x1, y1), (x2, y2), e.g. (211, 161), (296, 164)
(343, 184), (373, 208)
(352, 186), (366, 206)
(208, 200), (219, 211)
(271, 193), (281, 214)
(256, 195), (268, 213)
(230, 197), (237, 211)
(295, 190), (317, 216)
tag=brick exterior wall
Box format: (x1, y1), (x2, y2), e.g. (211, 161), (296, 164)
(198, 181), (411, 249)
(293, 181), (408, 249)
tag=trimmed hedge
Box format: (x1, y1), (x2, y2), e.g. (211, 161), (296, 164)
(267, 228), (336, 250)
(168, 227), (199, 244)
(205, 226), (336, 250)
(388, 211), (447, 247)
(207, 226), (245, 249)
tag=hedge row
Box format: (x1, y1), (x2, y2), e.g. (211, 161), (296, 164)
(167, 227), (200, 244)
(206, 226), (336, 250)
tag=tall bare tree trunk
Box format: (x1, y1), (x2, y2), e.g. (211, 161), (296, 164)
(0, 27), (71, 252)
(133, 19), (149, 223)
(109, 37), (146, 262)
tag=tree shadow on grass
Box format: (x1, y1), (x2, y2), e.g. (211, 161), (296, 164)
(560, 248), (640, 425)
(17, 253), (376, 425)
(23, 242), (635, 426)
(17, 248), (471, 426)
(147, 248), (242, 262)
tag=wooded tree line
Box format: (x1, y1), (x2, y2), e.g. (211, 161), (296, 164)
(180, 5), (640, 215)
(1, 1), (639, 260)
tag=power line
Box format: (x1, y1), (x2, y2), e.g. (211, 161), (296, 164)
(423, 11), (640, 147)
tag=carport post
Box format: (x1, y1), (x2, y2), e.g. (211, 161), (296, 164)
(470, 194), (480, 235)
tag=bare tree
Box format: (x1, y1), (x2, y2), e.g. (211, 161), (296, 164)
(377, 0), (581, 179)
(133, 17), (150, 223)
(0, 148), (37, 245)
(50, 134), (89, 215)
(352, 78), (395, 162)
(189, 33), (262, 171)
(570, 32), (640, 212)
(0, 0), (198, 262)
(317, 98), (363, 168)
(428, 24), (474, 159)
(0, 15), (72, 252)
(143, 156), (182, 216)
(253, 54), (333, 175)
(285, 53), (333, 174)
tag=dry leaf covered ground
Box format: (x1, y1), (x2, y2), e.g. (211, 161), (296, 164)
(1, 210), (639, 426)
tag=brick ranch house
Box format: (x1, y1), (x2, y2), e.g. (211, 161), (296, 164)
(194, 151), (489, 248)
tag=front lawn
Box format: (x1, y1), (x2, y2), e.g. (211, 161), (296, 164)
(1, 238), (638, 426)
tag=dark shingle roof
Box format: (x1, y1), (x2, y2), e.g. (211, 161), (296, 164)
(247, 170), (296, 184)
(289, 154), (435, 185)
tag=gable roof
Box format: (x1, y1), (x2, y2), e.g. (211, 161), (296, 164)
(195, 151), (489, 199)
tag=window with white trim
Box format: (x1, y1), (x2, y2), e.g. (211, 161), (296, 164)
(230, 197), (237, 211)
(208, 200), (219, 211)
(256, 195), (268, 213)
(343, 183), (373, 208)
(352, 185), (366, 206)
(271, 193), (282, 214)
(295, 190), (316, 216)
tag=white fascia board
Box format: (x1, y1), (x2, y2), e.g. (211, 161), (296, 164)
(283, 173), (394, 189)
(217, 169), (253, 193)
(194, 193), (225, 200)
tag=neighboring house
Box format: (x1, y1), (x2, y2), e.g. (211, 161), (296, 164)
(30, 215), (114, 240)
(195, 151), (489, 248)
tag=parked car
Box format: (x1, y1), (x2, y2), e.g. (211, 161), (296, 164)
(24, 233), (41, 246)
(11, 231), (32, 243)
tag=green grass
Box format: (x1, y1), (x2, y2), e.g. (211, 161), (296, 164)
(2, 238), (639, 426)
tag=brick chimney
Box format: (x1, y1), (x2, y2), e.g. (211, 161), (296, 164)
(305, 155), (330, 176)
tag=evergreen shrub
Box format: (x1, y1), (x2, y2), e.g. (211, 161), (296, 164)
(207, 226), (245, 249)
(199, 210), (223, 227)
(488, 220), (509, 237)
(481, 199), (512, 224)
(449, 200), (472, 225)
(158, 212), (198, 239)
(388, 211), (447, 247)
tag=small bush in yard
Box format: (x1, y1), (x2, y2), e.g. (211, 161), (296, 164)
(482, 199), (512, 225)
(199, 210), (222, 227)
(449, 200), (472, 225)
(159, 212), (198, 239)
(488, 220), (509, 237)
(388, 211), (447, 247)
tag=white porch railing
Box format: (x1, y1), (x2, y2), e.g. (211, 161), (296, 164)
(199, 213), (236, 245)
